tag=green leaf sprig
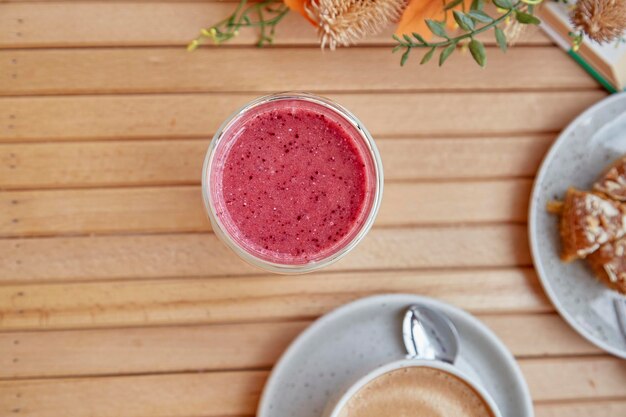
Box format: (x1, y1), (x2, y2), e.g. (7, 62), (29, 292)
(393, 0), (543, 68)
(188, 0), (289, 50)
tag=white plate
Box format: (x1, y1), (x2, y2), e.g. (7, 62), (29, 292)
(529, 92), (626, 358)
(258, 294), (533, 417)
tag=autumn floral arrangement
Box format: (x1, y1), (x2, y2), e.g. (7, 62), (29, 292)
(189, 0), (626, 67)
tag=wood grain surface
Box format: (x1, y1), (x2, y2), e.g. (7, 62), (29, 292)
(1, 47), (595, 95)
(0, 2), (550, 48)
(0, 91), (605, 141)
(0, 2), (624, 417)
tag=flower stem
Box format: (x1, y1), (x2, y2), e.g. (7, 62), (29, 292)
(401, 7), (516, 49)
(392, 1), (544, 67)
(188, 0), (289, 50)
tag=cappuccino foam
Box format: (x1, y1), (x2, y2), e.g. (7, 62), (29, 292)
(337, 366), (494, 417)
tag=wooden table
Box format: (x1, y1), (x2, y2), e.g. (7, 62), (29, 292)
(1, 2), (625, 416)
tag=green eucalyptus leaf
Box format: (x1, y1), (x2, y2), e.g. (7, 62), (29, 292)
(401, 49), (410, 66)
(468, 10), (493, 23)
(444, 0), (464, 10)
(412, 32), (427, 44)
(470, 0), (484, 10)
(469, 38), (486, 67)
(439, 43), (457, 66)
(420, 47), (436, 65)
(392, 34), (401, 42)
(515, 10), (541, 25)
(403, 34), (413, 43)
(426, 19), (448, 38)
(492, 0), (514, 9)
(494, 27), (507, 52)
(453, 11), (475, 31)
(392, 45), (402, 53)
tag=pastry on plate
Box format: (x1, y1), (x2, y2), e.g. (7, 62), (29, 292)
(587, 237), (626, 295)
(594, 156), (626, 201)
(558, 188), (626, 262)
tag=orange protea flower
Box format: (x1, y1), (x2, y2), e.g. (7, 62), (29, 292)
(396, 0), (472, 39)
(284, 0), (317, 25)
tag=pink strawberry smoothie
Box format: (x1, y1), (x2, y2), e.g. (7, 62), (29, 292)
(207, 97), (379, 266)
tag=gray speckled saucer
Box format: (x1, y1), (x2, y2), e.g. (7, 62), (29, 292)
(258, 294), (532, 417)
(529, 92), (626, 358)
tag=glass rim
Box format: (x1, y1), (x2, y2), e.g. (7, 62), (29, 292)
(201, 92), (384, 274)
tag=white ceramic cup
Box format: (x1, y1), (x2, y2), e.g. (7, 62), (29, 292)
(324, 359), (502, 417)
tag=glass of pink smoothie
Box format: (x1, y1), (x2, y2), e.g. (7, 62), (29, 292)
(202, 93), (383, 273)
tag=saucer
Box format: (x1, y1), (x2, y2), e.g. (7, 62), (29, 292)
(529, 92), (626, 358)
(258, 294), (533, 417)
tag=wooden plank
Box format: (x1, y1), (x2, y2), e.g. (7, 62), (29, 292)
(0, 2), (551, 48)
(0, 225), (531, 282)
(0, 322), (308, 378)
(536, 400), (626, 417)
(0, 370), (266, 417)
(522, 357), (626, 401)
(0, 91), (606, 142)
(0, 139), (206, 189)
(1, 358), (625, 417)
(378, 136), (553, 181)
(0, 179), (531, 237)
(0, 136), (554, 190)
(0, 268), (548, 330)
(0, 186), (209, 237)
(0, 314), (597, 378)
(380, 179), (530, 225)
(0, 47), (595, 96)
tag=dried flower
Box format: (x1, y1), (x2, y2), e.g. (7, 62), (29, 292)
(503, 19), (525, 45)
(571, 0), (626, 43)
(306, 0), (408, 49)
(502, 3), (535, 46)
